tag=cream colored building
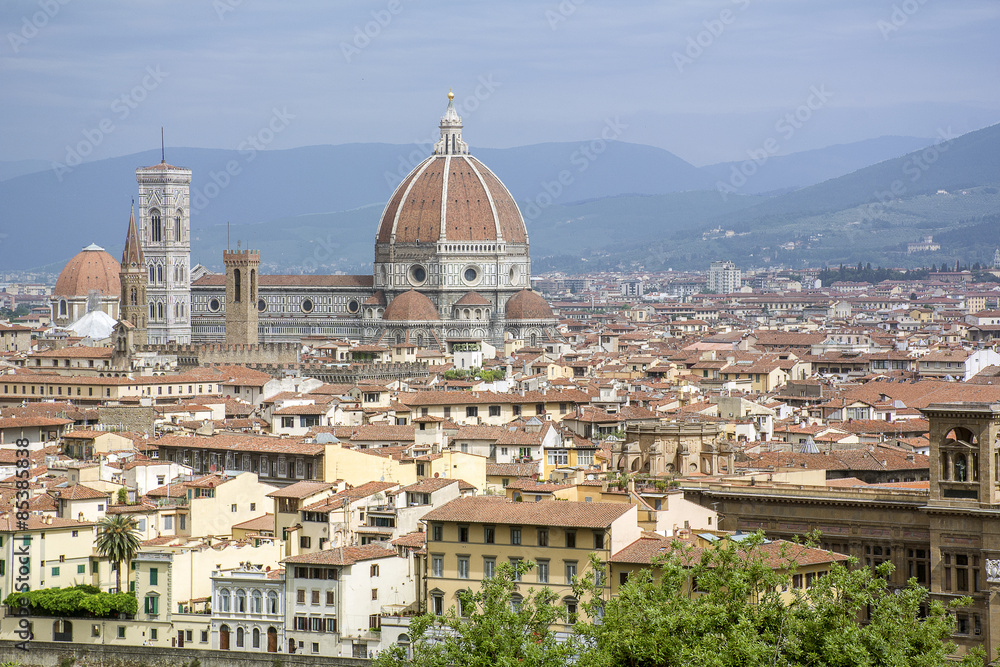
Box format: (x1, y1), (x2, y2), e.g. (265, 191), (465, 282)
(421, 496), (640, 631)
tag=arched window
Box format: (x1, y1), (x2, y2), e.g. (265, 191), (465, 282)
(234, 269), (241, 303)
(236, 589), (246, 613)
(252, 627), (260, 648)
(59, 299), (67, 316)
(157, 265), (163, 283)
(236, 626), (244, 648)
(130, 287), (137, 305)
(157, 302), (164, 319)
(151, 209), (161, 242)
(149, 265), (155, 283)
(219, 589), (231, 612)
(252, 590), (263, 614)
(250, 269), (257, 300)
(149, 303), (156, 321)
(174, 210), (183, 241)
(267, 591), (278, 615)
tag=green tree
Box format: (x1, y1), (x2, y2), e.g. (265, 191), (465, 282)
(574, 534), (983, 667)
(116, 488), (128, 505)
(373, 560), (575, 667)
(95, 514), (141, 594)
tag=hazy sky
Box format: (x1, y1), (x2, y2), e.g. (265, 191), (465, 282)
(2, 0), (998, 166)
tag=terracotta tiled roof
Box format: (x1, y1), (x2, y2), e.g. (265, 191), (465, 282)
(505, 290), (555, 320)
(422, 496), (633, 528)
(383, 290), (440, 321)
(392, 531), (427, 548)
(454, 291), (492, 306)
(53, 245), (120, 298)
(232, 513), (275, 531)
(282, 544), (397, 566)
(486, 462), (540, 477)
(376, 154), (526, 244)
(266, 480), (336, 499)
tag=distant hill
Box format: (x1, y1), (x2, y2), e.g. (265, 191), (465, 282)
(0, 141), (714, 271)
(699, 136), (934, 194)
(0, 159), (50, 182)
(2, 125), (998, 274)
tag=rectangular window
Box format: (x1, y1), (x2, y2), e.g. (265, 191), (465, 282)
(466, 406), (478, 417)
(537, 560), (549, 583)
(300, 536), (312, 549)
(312, 590), (320, 605)
(77, 564), (85, 574)
(483, 557), (496, 579)
(118, 626), (126, 639)
(326, 591), (335, 606)
(458, 556), (470, 579)
(484, 525), (495, 544)
(489, 405), (501, 417)
(565, 561), (577, 583)
(509, 557), (522, 581)
(593, 532), (605, 550)
(51, 566), (60, 576)
(565, 531), (576, 549)
(297, 589), (306, 604)
(537, 528), (548, 547)
(150, 568), (158, 585)
(432, 524), (443, 542)
(458, 525), (469, 543)
(432, 555), (444, 578)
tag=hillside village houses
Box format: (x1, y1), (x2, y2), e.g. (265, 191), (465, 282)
(4, 97), (1000, 659)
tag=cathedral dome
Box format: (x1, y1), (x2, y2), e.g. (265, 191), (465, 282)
(375, 96), (526, 247)
(505, 290), (554, 320)
(53, 244), (121, 298)
(383, 290), (440, 321)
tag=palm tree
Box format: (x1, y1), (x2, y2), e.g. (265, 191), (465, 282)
(95, 514), (141, 594)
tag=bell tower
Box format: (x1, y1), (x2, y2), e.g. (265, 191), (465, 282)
(224, 247), (260, 346)
(120, 204), (147, 346)
(136, 139), (192, 344)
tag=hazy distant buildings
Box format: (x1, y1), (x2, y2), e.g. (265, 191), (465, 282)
(708, 260), (741, 294)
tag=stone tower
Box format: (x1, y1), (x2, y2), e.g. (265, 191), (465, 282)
(224, 248), (260, 345)
(119, 205), (147, 345)
(923, 402), (1000, 507)
(136, 152), (192, 344)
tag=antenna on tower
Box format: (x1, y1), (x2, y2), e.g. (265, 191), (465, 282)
(227, 221), (231, 250)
